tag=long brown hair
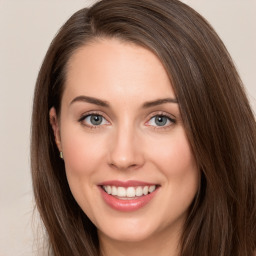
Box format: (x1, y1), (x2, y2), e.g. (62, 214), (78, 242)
(31, 0), (256, 255)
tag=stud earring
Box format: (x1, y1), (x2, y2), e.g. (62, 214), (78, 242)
(60, 151), (63, 159)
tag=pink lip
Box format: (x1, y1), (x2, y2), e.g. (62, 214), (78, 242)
(98, 180), (159, 212)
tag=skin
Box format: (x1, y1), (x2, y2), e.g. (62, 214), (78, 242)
(50, 38), (199, 256)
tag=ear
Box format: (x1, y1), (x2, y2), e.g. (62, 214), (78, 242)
(49, 107), (62, 151)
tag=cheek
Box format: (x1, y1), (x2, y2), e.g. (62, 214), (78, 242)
(147, 127), (199, 201)
(61, 127), (107, 175)
(149, 128), (197, 175)
(147, 129), (199, 222)
(60, 126), (107, 220)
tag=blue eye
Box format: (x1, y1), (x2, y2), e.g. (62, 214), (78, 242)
(80, 114), (109, 126)
(147, 115), (175, 127)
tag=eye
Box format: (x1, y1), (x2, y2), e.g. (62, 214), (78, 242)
(79, 114), (109, 127)
(147, 114), (175, 127)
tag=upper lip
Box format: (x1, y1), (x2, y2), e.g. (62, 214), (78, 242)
(98, 180), (159, 188)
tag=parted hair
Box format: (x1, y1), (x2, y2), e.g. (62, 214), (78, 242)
(31, 0), (256, 255)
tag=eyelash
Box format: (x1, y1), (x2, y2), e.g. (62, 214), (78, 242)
(145, 112), (176, 130)
(78, 111), (176, 130)
(78, 111), (110, 129)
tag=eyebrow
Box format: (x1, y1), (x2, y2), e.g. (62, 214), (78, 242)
(70, 95), (110, 107)
(70, 95), (178, 108)
(142, 98), (178, 108)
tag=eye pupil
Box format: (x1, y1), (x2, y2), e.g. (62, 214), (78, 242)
(155, 116), (167, 126)
(90, 115), (102, 125)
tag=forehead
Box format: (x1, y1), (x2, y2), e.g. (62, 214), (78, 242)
(63, 38), (175, 104)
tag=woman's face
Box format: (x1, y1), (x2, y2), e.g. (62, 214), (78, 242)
(50, 38), (199, 245)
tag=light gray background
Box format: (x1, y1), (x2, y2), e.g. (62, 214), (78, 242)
(0, 1), (255, 255)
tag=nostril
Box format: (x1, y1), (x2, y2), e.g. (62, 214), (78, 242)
(108, 161), (141, 171)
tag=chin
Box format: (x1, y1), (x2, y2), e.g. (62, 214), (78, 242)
(96, 214), (167, 243)
(99, 226), (155, 243)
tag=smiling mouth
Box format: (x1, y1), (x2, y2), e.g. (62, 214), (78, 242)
(99, 182), (160, 211)
(101, 185), (158, 199)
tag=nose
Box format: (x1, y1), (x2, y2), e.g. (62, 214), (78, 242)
(107, 124), (145, 171)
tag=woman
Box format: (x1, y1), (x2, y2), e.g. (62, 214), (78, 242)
(31, 0), (256, 255)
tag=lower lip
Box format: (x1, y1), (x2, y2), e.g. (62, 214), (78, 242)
(99, 187), (158, 212)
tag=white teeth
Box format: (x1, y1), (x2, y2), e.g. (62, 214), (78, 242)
(102, 185), (157, 197)
(112, 186), (117, 196)
(143, 186), (149, 195)
(127, 187), (136, 197)
(149, 185), (156, 193)
(136, 187), (143, 196)
(106, 185), (111, 194)
(117, 187), (126, 197)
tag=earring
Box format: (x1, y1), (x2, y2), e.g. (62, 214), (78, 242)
(60, 151), (63, 159)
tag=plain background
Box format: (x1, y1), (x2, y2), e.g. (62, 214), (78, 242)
(0, 0), (255, 255)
